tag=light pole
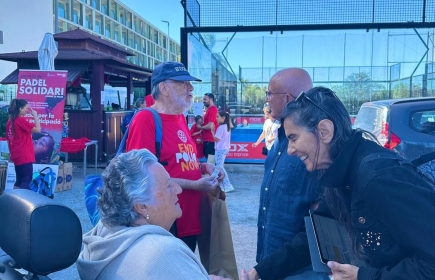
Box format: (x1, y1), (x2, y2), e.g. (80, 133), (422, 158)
(161, 20), (170, 62)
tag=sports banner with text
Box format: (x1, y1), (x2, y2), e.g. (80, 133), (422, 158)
(17, 70), (67, 164)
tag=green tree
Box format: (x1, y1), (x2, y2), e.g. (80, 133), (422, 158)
(392, 81), (423, 98)
(201, 33), (216, 52)
(333, 72), (387, 115)
(241, 81), (267, 110)
(392, 82), (409, 98)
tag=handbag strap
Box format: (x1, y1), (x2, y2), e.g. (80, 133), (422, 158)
(116, 108), (164, 164)
(39, 166), (53, 175)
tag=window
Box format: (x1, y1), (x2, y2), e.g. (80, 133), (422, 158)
(58, 19), (68, 32)
(118, 6), (125, 25)
(58, 0), (70, 20)
(128, 30), (134, 48)
(134, 34), (140, 50)
(145, 24), (150, 39)
(125, 11), (132, 29)
(411, 110), (435, 135)
(109, 0), (117, 20)
(132, 52), (138, 64)
(144, 55), (148, 68)
(72, 1), (83, 25)
(159, 33), (163, 47)
(156, 47), (162, 60)
(154, 30), (159, 44)
(141, 38), (146, 53)
(113, 23), (120, 41)
(353, 106), (385, 134)
(134, 17), (141, 33)
(138, 54), (145, 66)
(105, 17), (112, 38)
(91, 0), (100, 9)
(84, 7), (93, 30)
(101, 0), (108, 15)
(121, 28), (127, 45)
(95, 13), (103, 34)
(162, 35), (167, 49)
(148, 41), (154, 57)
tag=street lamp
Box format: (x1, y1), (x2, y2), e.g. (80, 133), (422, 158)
(161, 20), (170, 62)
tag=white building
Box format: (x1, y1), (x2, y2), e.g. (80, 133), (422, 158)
(0, 0), (180, 81)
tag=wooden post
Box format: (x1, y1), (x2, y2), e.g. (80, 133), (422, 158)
(145, 78), (151, 95)
(90, 61), (104, 161)
(126, 73), (133, 110)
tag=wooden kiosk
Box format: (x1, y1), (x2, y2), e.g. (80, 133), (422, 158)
(0, 29), (152, 163)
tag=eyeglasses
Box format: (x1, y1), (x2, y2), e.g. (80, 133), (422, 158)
(265, 91), (288, 99)
(294, 91), (333, 120)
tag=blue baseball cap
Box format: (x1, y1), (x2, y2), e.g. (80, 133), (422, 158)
(151, 62), (202, 88)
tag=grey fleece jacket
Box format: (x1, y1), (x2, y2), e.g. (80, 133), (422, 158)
(77, 221), (210, 280)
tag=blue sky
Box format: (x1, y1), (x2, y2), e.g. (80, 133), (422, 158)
(120, 0), (184, 43)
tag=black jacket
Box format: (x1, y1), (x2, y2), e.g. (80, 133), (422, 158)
(255, 131), (435, 280)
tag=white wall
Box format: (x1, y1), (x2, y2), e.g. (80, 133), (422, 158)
(0, 0), (53, 80)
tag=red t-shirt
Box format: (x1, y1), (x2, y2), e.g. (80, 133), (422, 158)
(202, 105), (218, 142)
(126, 110), (202, 237)
(60, 137), (91, 153)
(6, 117), (35, 165)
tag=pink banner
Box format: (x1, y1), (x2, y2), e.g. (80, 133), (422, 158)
(17, 70), (67, 164)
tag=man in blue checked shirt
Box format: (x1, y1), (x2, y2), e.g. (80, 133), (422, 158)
(248, 68), (328, 280)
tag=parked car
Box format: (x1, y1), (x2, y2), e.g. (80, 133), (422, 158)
(353, 97), (435, 161)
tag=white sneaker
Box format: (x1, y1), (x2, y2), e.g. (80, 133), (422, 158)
(224, 185), (234, 193)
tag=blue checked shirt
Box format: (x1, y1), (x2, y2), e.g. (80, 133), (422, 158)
(256, 125), (323, 263)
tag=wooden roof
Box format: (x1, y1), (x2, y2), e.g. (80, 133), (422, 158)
(0, 29), (152, 85)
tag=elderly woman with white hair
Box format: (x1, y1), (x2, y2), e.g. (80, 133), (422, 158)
(77, 149), (229, 280)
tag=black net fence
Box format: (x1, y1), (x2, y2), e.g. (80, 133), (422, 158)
(187, 33), (238, 113)
(185, 0), (435, 27)
(185, 29), (435, 116)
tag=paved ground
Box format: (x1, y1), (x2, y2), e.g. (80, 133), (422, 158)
(48, 163), (265, 279)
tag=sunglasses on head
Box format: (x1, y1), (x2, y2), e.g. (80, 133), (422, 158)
(294, 91), (333, 120)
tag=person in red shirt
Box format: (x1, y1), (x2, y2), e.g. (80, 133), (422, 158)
(190, 115), (205, 160)
(145, 94), (155, 107)
(197, 93), (218, 164)
(126, 62), (223, 252)
(6, 99), (41, 189)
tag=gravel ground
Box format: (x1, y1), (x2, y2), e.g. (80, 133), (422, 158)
(48, 163), (264, 279)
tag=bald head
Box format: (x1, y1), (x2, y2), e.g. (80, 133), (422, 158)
(267, 68), (313, 119)
(270, 68), (313, 96)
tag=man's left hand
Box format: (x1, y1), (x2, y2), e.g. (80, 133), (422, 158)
(327, 261), (359, 280)
(203, 163), (225, 181)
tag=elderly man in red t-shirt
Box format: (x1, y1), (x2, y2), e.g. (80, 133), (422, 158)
(197, 93), (218, 164)
(126, 62), (223, 252)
